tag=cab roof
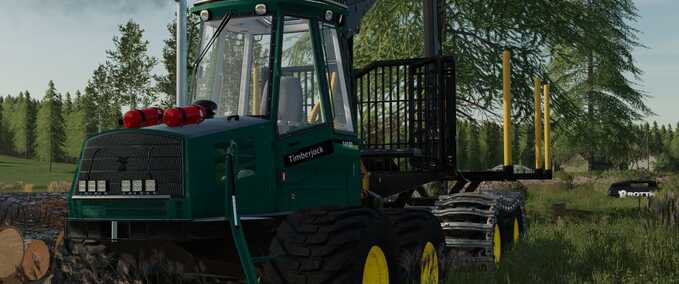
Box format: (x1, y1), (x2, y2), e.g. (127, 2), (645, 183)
(191, 0), (348, 19)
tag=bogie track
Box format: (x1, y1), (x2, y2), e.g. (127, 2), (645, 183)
(432, 191), (525, 271)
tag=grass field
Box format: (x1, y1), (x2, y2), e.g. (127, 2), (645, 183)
(0, 154), (75, 191)
(448, 177), (679, 283)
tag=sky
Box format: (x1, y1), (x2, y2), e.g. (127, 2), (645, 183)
(0, 0), (677, 124)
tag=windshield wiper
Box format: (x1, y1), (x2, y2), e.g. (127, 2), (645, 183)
(193, 12), (233, 72)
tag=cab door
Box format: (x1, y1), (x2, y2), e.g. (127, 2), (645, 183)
(273, 17), (348, 211)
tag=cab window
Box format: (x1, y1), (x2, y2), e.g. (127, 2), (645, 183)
(320, 24), (354, 133)
(277, 17), (325, 135)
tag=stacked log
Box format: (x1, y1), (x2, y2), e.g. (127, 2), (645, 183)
(0, 193), (65, 283)
(20, 240), (50, 281)
(0, 227), (24, 280)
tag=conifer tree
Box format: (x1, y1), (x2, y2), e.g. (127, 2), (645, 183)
(8, 92), (35, 158)
(35, 81), (65, 171)
(64, 90), (88, 162)
(87, 65), (120, 132)
(0, 96), (5, 153)
(466, 123), (481, 171)
(456, 121), (469, 170)
(0, 96), (15, 153)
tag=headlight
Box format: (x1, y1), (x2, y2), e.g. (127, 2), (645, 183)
(255, 4), (267, 15)
(121, 180), (131, 192)
(97, 180), (107, 192)
(78, 180), (87, 192)
(145, 180), (156, 192)
(200, 10), (210, 21)
(132, 180), (143, 192)
(87, 180), (96, 192)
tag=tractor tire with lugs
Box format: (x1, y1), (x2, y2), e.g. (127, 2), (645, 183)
(264, 207), (399, 284)
(384, 208), (444, 284)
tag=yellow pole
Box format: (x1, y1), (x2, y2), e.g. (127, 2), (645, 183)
(534, 78), (543, 170)
(543, 84), (552, 171)
(502, 50), (512, 169)
(252, 64), (259, 115)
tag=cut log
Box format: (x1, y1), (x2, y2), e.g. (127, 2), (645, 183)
(0, 227), (24, 279)
(21, 239), (50, 281)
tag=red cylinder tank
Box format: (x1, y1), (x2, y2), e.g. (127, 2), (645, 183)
(163, 105), (206, 127)
(123, 108), (164, 129)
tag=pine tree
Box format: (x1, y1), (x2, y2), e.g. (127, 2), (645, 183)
(479, 121), (502, 169)
(64, 90), (87, 162)
(651, 121), (663, 155)
(4, 93), (21, 154)
(0, 96), (15, 153)
(548, 0), (648, 170)
(87, 64), (120, 132)
(669, 127), (679, 162)
(64, 92), (73, 113)
(466, 123), (481, 171)
(24, 91), (37, 159)
(9, 92), (35, 158)
(35, 81), (65, 171)
(155, 14), (201, 107)
(521, 124), (536, 168)
(107, 20), (158, 109)
(0, 96), (5, 153)
(354, 0), (568, 120)
(512, 122), (521, 168)
(665, 124), (674, 150)
(456, 121), (469, 170)
(79, 89), (99, 136)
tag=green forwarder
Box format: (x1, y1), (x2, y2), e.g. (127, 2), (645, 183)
(65, 0), (552, 283)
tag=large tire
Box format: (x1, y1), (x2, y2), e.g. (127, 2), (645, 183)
(493, 191), (526, 246)
(264, 208), (399, 284)
(384, 209), (444, 284)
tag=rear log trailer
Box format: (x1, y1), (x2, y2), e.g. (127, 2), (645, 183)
(64, 0), (552, 283)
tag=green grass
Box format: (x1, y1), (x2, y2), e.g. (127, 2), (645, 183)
(0, 154), (76, 191)
(447, 179), (679, 283)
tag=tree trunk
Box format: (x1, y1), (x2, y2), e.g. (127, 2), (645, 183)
(586, 52), (594, 172)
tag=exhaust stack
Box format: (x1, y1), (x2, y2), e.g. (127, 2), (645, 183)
(502, 50), (513, 174)
(176, 0), (188, 107)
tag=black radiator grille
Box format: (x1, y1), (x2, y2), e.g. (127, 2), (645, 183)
(76, 132), (184, 196)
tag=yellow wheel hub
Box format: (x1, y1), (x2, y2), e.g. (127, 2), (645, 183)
(493, 224), (502, 264)
(513, 218), (520, 242)
(363, 245), (389, 284)
(419, 242), (439, 284)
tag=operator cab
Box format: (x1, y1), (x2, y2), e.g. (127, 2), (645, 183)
(190, 2), (361, 211)
(191, 7), (355, 135)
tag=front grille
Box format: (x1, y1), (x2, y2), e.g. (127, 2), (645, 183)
(76, 132), (184, 197)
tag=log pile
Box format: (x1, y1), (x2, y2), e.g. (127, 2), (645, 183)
(0, 193), (65, 283)
(0, 227), (51, 283)
(0, 193), (66, 240)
